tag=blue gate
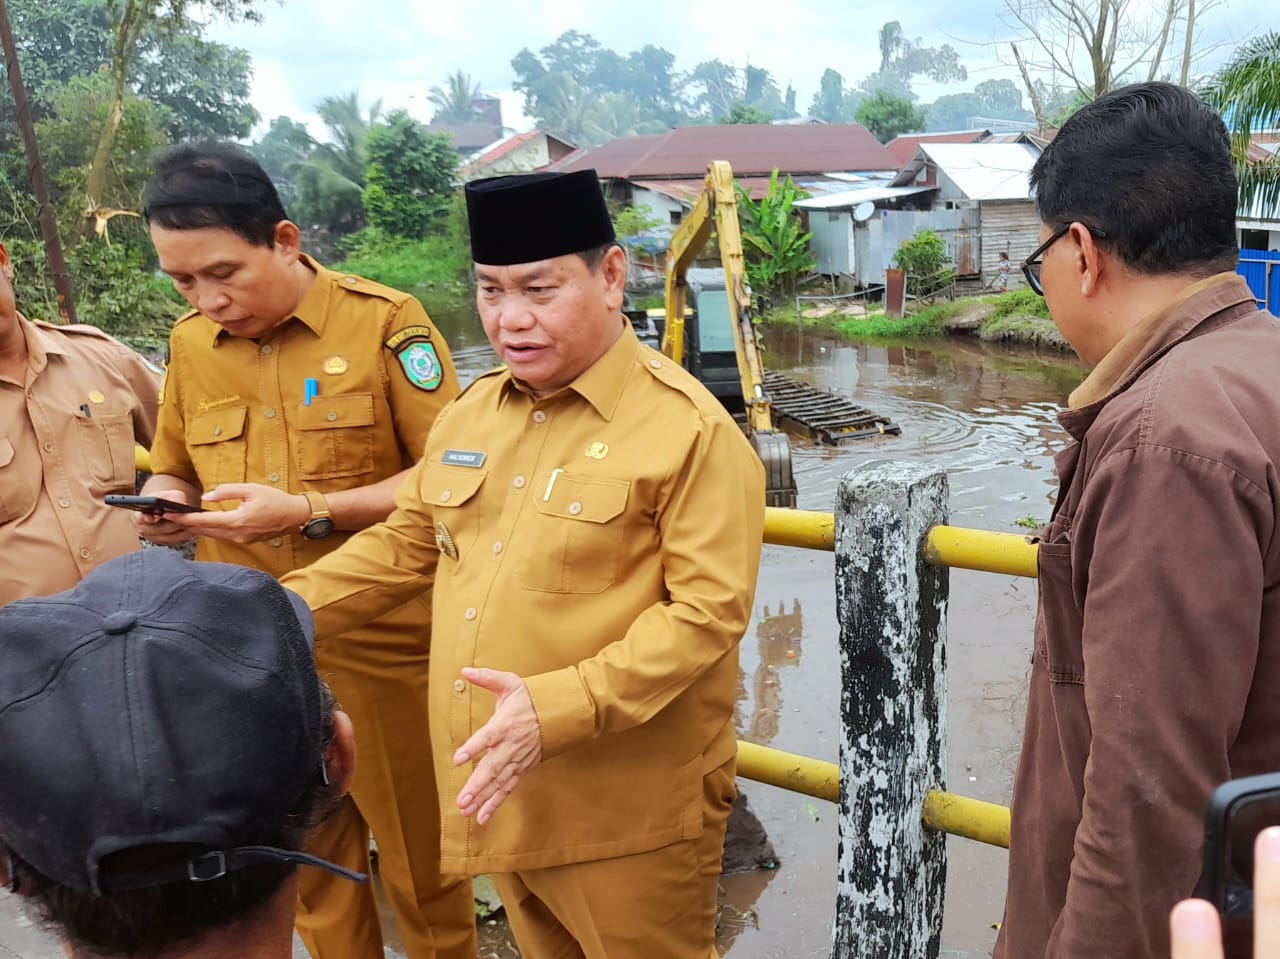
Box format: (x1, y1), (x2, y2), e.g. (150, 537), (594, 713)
(1239, 248), (1280, 312)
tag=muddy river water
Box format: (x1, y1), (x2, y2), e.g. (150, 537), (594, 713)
(446, 317), (1089, 959)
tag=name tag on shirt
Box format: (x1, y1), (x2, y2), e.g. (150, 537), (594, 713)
(442, 449), (486, 468)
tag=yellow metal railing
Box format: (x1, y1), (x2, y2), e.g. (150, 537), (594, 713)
(735, 740), (1010, 848)
(763, 507), (1039, 578)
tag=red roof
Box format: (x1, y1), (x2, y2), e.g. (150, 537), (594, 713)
(885, 130), (989, 167)
(553, 124), (896, 179)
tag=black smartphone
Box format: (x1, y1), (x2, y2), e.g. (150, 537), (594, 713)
(104, 494), (205, 514)
(1195, 771), (1280, 954)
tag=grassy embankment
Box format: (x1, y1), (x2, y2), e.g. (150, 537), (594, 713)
(769, 289), (1066, 348)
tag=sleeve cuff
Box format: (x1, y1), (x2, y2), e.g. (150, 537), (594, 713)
(525, 666), (595, 760)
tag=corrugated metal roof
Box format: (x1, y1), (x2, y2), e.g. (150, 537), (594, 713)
(633, 174), (857, 203)
(554, 123), (897, 179)
(794, 184), (935, 210)
(885, 130), (989, 167)
(892, 143), (1039, 200)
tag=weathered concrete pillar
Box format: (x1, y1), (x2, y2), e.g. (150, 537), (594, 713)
(831, 460), (949, 959)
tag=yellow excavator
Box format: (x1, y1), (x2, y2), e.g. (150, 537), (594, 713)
(659, 160), (798, 508)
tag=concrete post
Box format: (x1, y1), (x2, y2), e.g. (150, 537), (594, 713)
(831, 460), (950, 959)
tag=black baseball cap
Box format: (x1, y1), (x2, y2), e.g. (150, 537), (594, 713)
(465, 169), (616, 265)
(0, 549), (366, 895)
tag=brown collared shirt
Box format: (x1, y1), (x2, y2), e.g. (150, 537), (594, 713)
(0, 317), (159, 605)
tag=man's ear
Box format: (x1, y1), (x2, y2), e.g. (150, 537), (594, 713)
(0, 241), (12, 281)
(600, 244), (628, 313)
(1071, 222), (1106, 298)
(324, 710), (356, 797)
(273, 221), (303, 262)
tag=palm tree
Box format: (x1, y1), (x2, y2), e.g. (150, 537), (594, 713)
(291, 92), (382, 238)
(1203, 33), (1280, 212)
(428, 70), (481, 125)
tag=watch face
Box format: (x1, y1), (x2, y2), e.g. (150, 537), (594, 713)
(302, 517), (336, 540)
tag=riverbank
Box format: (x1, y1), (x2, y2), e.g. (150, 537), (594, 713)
(774, 290), (1069, 351)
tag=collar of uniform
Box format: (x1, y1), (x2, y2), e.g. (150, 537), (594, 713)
(499, 317), (635, 420)
(20, 313), (70, 376)
(1060, 272), (1257, 437)
(206, 252), (328, 347)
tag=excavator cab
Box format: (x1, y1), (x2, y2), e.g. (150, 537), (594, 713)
(660, 161), (797, 508)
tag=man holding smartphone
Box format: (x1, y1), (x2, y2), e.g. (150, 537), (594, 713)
(994, 83), (1280, 959)
(0, 241), (158, 606)
(132, 143), (476, 959)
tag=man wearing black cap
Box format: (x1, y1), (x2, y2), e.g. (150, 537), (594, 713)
(285, 169), (766, 958)
(132, 142), (475, 959)
(0, 549), (361, 959)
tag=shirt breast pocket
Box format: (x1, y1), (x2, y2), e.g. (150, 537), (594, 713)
(0, 437), (37, 523)
(419, 464), (488, 566)
(76, 409), (136, 491)
(1034, 512), (1084, 684)
(296, 393), (375, 481)
(188, 405), (248, 487)
(520, 472), (631, 594)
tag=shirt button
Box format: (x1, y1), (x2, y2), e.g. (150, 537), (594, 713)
(326, 411), (338, 422)
(532, 411), (547, 424)
(260, 344), (273, 355)
(440, 489), (452, 502)
(269, 472), (280, 483)
(513, 476), (526, 489)
(568, 502), (582, 515)
(492, 541), (503, 554)
(464, 607), (477, 621)
(58, 498), (71, 508)
(79, 548), (91, 559)
(213, 426), (223, 436)
(649, 359), (662, 369)
(269, 537), (283, 547)
(264, 408), (276, 419)
(453, 679), (467, 693)
(42, 442), (53, 452)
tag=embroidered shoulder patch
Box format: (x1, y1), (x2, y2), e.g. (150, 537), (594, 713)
(384, 325), (433, 351)
(395, 340), (443, 391)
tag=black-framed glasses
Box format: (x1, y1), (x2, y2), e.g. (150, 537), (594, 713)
(1021, 223), (1108, 296)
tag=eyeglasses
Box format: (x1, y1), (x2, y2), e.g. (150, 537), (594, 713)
(1021, 223), (1108, 296)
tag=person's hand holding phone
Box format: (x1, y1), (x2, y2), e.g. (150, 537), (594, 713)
(130, 487), (199, 546)
(1172, 826), (1280, 958)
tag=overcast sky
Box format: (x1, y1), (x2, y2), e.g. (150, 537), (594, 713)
(205, 0), (1275, 140)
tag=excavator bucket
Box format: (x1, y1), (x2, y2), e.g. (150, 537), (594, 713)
(751, 429), (797, 509)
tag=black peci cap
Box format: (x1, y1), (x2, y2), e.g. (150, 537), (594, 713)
(0, 550), (364, 894)
(465, 169), (616, 266)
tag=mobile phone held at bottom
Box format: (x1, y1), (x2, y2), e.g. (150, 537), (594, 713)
(104, 495), (206, 514)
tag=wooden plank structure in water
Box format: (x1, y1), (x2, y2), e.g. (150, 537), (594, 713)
(763, 370), (901, 445)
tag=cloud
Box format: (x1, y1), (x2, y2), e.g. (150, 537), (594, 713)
(206, 0), (1257, 139)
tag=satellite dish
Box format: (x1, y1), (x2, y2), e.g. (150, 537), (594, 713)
(852, 201), (876, 222)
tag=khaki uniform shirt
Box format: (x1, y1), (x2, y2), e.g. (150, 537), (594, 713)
(995, 275), (1280, 959)
(148, 254), (459, 578)
(285, 323), (767, 874)
(0, 317), (159, 605)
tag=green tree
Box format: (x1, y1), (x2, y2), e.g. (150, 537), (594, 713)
(809, 69), (852, 122)
(857, 20), (967, 101)
(735, 171), (815, 298)
(362, 111), (459, 239)
(428, 70), (481, 124)
(585, 93), (668, 143)
(1203, 32), (1280, 211)
(892, 229), (953, 297)
(856, 91), (927, 142)
(78, 0), (263, 241)
(292, 93), (382, 241)
(248, 115), (314, 210)
(720, 101), (772, 125)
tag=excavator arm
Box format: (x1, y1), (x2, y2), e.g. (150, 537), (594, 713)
(661, 161), (797, 507)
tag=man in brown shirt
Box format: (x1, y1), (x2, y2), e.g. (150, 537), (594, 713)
(0, 241), (158, 606)
(996, 83), (1280, 959)
(132, 143), (475, 959)
(283, 171), (766, 959)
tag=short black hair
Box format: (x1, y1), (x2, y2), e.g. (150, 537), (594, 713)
(577, 241), (622, 272)
(144, 141), (288, 248)
(1031, 82), (1238, 276)
(7, 684), (342, 957)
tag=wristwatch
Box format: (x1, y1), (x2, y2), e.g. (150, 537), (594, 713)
(300, 491), (336, 540)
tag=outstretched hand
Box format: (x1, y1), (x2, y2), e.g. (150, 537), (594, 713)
(453, 667), (543, 825)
